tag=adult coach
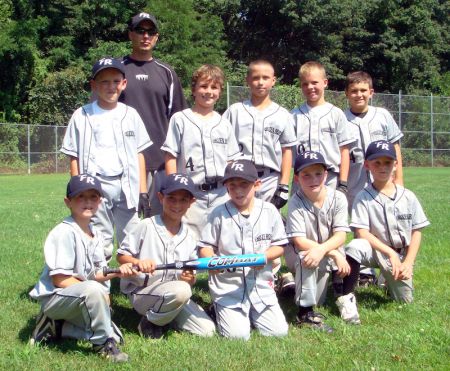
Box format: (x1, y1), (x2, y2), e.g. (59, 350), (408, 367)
(120, 12), (187, 217)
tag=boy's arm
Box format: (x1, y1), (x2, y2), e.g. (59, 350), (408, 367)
(70, 157), (79, 176)
(138, 153), (147, 193)
(339, 145), (350, 185)
(393, 143), (403, 186)
(355, 228), (402, 280)
(302, 231), (346, 268)
(165, 152), (177, 175)
(198, 246), (215, 258)
(399, 229), (422, 280)
(52, 274), (82, 288)
(265, 245), (285, 262)
(279, 146), (293, 185)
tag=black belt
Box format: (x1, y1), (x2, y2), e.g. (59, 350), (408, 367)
(257, 168), (276, 177)
(96, 172), (123, 179)
(199, 182), (218, 191)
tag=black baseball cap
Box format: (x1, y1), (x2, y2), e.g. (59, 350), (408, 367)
(294, 151), (328, 173)
(159, 173), (195, 197)
(66, 174), (103, 198)
(91, 57), (125, 80)
(223, 159), (258, 183)
(365, 140), (397, 160)
(130, 12), (158, 31)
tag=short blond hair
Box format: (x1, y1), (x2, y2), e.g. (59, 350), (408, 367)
(191, 64), (225, 91)
(299, 61), (327, 79)
(247, 59), (275, 76)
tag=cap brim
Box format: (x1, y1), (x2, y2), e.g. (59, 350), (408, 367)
(366, 153), (396, 161)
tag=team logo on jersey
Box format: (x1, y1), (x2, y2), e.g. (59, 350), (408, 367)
(125, 131), (135, 137)
(255, 233), (272, 242)
(213, 138), (227, 144)
(372, 129), (387, 137)
(264, 127), (282, 136)
(136, 74), (149, 81)
(397, 214), (412, 220)
(321, 127), (336, 134)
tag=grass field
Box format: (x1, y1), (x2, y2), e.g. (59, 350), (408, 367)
(0, 168), (449, 370)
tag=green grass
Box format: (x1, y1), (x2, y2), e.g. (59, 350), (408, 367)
(0, 168), (449, 370)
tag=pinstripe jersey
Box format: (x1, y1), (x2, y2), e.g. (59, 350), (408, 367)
(292, 102), (355, 173)
(223, 101), (297, 171)
(344, 106), (403, 204)
(198, 198), (288, 312)
(117, 215), (198, 295)
(286, 186), (350, 242)
(29, 217), (107, 300)
(351, 184), (429, 251)
(161, 108), (241, 186)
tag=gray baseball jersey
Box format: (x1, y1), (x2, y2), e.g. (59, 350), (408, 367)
(285, 187), (350, 306)
(61, 101), (152, 209)
(223, 100), (297, 171)
(117, 215), (198, 295)
(292, 102), (355, 173)
(30, 216), (107, 300)
(162, 108), (240, 186)
(345, 106), (403, 205)
(198, 198), (288, 313)
(351, 184), (430, 251)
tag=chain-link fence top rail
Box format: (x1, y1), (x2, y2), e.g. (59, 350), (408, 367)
(1, 88), (449, 174)
(227, 86), (450, 167)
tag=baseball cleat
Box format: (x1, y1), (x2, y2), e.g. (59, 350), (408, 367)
(94, 338), (129, 362)
(336, 293), (361, 325)
(358, 273), (377, 288)
(276, 272), (296, 297)
(296, 311), (334, 333)
(29, 312), (62, 345)
(137, 316), (166, 339)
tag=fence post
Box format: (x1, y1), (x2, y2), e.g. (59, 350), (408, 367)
(398, 90), (402, 131)
(55, 125), (58, 173)
(430, 93), (434, 167)
(27, 124), (31, 174)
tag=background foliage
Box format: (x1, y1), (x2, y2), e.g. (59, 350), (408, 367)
(0, 0), (448, 125)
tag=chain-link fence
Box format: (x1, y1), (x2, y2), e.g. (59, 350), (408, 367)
(1, 88), (449, 174)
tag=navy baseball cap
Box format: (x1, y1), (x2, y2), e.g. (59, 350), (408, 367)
(159, 173), (195, 196)
(294, 151), (328, 173)
(130, 12), (158, 31)
(223, 159), (258, 183)
(91, 58), (125, 79)
(365, 140), (397, 160)
(66, 174), (103, 198)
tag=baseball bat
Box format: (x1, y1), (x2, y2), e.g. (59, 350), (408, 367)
(103, 253), (267, 276)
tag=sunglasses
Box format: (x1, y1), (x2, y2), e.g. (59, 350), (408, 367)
(133, 27), (158, 36)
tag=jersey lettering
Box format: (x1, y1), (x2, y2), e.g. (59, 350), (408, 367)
(185, 157), (194, 171)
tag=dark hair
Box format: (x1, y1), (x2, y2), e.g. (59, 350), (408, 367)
(345, 71), (373, 90)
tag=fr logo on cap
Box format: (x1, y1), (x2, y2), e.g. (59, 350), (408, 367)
(294, 151), (328, 173)
(223, 159), (258, 183)
(91, 58), (125, 80)
(365, 140), (397, 160)
(130, 12), (159, 31)
(159, 173), (195, 196)
(66, 174), (103, 198)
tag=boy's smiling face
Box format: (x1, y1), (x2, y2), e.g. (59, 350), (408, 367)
(91, 68), (127, 109)
(345, 82), (374, 113)
(64, 189), (102, 221)
(192, 77), (222, 111)
(300, 68), (327, 106)
(225, 178), (260, 212)
(365, 157), (397, 183)
(158, 189), (194, 222)
(295, 164), (327, 197)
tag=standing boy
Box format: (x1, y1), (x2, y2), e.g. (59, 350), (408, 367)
(29, 175), (138, 362)
(285, 152), (354, 332)
(198, 159), (289, 340)
(344, 71), (404, 208)
(292, 61), (355, 191)
(223, 60), (297, 208)
(61, 57), (152, 260)
(117, 173), (215, 338)
(162, 65), (240, 238)
(342, 140), (429, 309)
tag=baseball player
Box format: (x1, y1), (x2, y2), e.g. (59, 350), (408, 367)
(198, 159), (289, 340)
(120, 12), (187, 217)
(117, 173), (216, 338)
(29, 175), (138, 362)
(223, 59), (297, 208)
(61, 57), (152, 260)
(341, 140), (430, 312)
(285, 151), (354, 332)
(292, 61), (355, 192)
(162, 64), (240, 238)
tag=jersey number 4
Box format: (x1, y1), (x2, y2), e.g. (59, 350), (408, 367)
(186, 157), (195, 171)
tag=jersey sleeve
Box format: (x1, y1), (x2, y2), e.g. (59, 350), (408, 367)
(169, 70), (188, 118)
(382, 108), (403, 143)
(410, 193), (430, 230)
(60, 109), (81, 158)
(270, 204), (289, 245)
(133, 109), (153, 153)
(117, 220), (148, 257)
(44, 225), (77, 276)
(335, 108), (356, 147)
(286, 196), (307, 238)
(332, 192), (351, 232)
(197, 208), (221, 253)
(350, 191), (370, 230)
(279, 112), (298, 147)
(161, 113), (183, 158)
(225, 120), (241, 160)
